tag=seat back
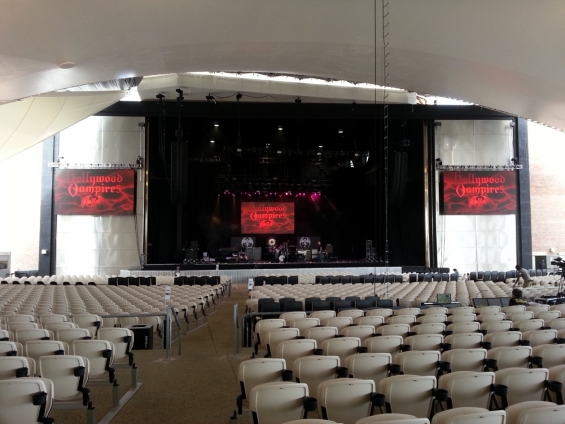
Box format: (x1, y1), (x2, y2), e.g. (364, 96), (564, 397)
(0, 341), (23, 356)
(97, 327), (134, 363)
(354, 316), (385, 329)
(249, 382), (310, 424)
(56, 328), (91, 345)
(511, 404), (565, 424)
(15, 329), (50, 344)
(366, 309), (393, 318)
(379, 375), (436, 418)
(424, 307), (448, 315)
(444, 333), (483, 350)
(433, 409), (505, 424)
(8, 322), (39, 332)
(290, 318), (320, 333)
(5, 315), (35, 324)
(337, 309), (365, 320)
(0, 356), (35, 379)
(25, 340), (67, 362)
(518, 319), (545, 332)
(477, 313), (505, 323)
(39, 354), (89, 401)
(550, 318), (565, 330)
(303, 327), (339, 346)
(294, 355), (341, 395)
(484, 331), (522, 348)
(39, 315), (68, 325)
(341, 325), (376, 342)
(321, 337), (362, 363)
(255, 319), (286, 345)
(495, 367), (549, 405)
(0, 329), (13, 341)
(449, 314), (476, 323)
(412, 323), (446, 335)
(376, 324), (411, 338)
(317, 378), (375, 424)
(480, 321), (513, 334)
(71, 314), (101, 337)
(476, 306), (501, 315)
(404, 334), (444, 351)
(417, 314), (447, 324)
(449, 307), (476, 315)
(279, 312), (307, 322)
(265, 328), (300, 356)
(393, 351), (441, 376)
(387, 315), (417, 325)
(396, 308), (421, 316)
(488, 346), (532, 369)
(275, 339), (317, 367)
(44, 322), (77, 332)
(509, 311), (534, 322)
(364, 335), (404, 355)
(73, 339), (114, 379)
(522, 329), (558, 347)
(346, 353), (392, 388)
(438, 371), (495, 409)
(532, 344), (565, 369)
(321, 317), (354, 332)
(238, 358), (287, 397)
(447, 322), (481, 334)
(537, 311), (561, 321)
(441, 349), (487, 373)
(502, 305), (527, 314)
(309, 310), (336, 320)
(0, 377), (54, 424)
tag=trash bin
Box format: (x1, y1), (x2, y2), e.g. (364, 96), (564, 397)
(128, 324), (154, 350)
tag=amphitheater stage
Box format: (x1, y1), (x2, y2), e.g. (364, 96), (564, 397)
(139, 260), (389, 271)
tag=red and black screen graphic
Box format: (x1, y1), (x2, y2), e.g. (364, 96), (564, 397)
(441, 171), (516, 215)
(54, 169), (136, 215)
(241, 202), (295, 234)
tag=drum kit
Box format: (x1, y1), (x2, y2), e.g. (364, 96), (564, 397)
(268, 238), (289, 262)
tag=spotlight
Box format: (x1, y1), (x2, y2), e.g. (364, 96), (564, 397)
(210, 139), (215, 143)
(214, 122), (219, 127)
(435, 158), (442, 166)
(278, 126), (283, 131)
(338, 129), (343, 134)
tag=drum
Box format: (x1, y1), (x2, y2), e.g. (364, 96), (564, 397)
(278, 254), (286, 262)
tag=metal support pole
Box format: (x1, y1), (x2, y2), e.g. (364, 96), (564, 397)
(232, 304), (239, 357)
(112, 381), (120, 408)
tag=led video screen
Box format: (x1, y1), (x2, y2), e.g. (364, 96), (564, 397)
(441, 171), (516, 215)
(241, 202), (295, 234)
(54, 169), (136, 215)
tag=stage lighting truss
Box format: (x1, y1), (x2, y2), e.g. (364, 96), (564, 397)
(216, 175), (330, 197)
(435, 164), (523, 171)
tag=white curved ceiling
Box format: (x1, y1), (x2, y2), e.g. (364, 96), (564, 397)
(2, 0), (565, 128)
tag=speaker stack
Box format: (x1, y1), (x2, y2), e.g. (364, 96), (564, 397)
(365, 240), (376, 262)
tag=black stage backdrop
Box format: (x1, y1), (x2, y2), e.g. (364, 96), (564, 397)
(145, 102), (426, 265)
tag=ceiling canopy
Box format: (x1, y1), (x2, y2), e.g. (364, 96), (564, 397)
(2, 1), (565, 130)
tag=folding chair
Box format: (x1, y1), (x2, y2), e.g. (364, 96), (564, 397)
(342, 325), (377, 342)
(531, 343), (565, 369)
(290, 318), (320, 334)
(15, 329), (51, 345)
(431, 408), (505, 424)
(355, 414), (429, 423)
(249, 382), (316, 424)
(346, 352), (393, 388)
(440, 349), (491, 373)
(411, 323), (446, 336)
(294, 355), (346, 396)
(0, 377), (55, 424)
(444, 333), (484, 350)
(364, 335), (405, 355)
(38, 355), (95, 424)
(254, 319), (286, 355)
(264, 328), (301, 357)
(483, 331), (525, 348)
(317, 378), (379, 424)
(0, 355), (36, 379)
(393, 351), (442, 377)
(303, 327), (339, 347)
(0, 340), (23, 356)
(487, 346), (533, 369)
(236, 358), (293, 415)
(56, 328), (92, 345)
(494, 367), (560, 406)
(404, 334), (445, 352)
(275, 339), (318, 367)
(25, 340), (68, 362)
(97, 327), (134, 366)
(505, 401), (565, 424)
(309, 310), (336, 320)
(73, 339), (116, 383)
(321, 337), (366, 364)
(355, 316), (385, 330)
(438, 371), (498, 409)
(377, 375), (439, 418)
(71, 314), (101, 338)
(521, 329), (560, 347)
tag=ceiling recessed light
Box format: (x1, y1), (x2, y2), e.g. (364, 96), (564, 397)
(59, 62), (75, 69)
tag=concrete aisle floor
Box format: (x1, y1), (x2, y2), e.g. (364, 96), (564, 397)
(51, 284), (259, 424)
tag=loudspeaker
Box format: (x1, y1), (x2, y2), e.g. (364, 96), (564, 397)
(390, 152), (408, 207)
(171, 141), (188, 205)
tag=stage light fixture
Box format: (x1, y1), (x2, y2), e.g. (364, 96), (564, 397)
(318, 144), (323, 148)
(338, 129), (343, 134)
(511, 157), (519, 165)
(278, 125), (283, 131)
(435, 158), (442, 166)
(214, 122), (219, 127)
(210, 139), (215, 143)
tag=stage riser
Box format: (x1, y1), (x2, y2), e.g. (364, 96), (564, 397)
(124, 266), (401, 285)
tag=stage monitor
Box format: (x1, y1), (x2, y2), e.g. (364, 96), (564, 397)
(241, 202), (295, 234)
(440, 171), (516, 215)
(54, 169), (136, 215)
(436, 293), (451, 304)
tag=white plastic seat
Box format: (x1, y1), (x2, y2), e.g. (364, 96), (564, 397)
(346, 352), (393, 388)
(364, 335), (404, 355)
(73, 339), (115, 382)
(424, 307), (448, 316)
(494, 367), (550, 405)
(255, 319), (286, 354)
(447, 322), (481, 334)
(449, 307), (475, 315)
(236, 358), (291, 414)
(303, 327), (339, 346)
(447, 314), (475, 324)
(505, 401), (564, 424)
(39, 314), (68, 326)
(549, 318), (565, 330)
(322, 337), (364, 363)
(71, 314), (101, 338)
(15, 329), (51, 345)
(249, 382), (314, 424)
(341, 325), (377, 342)
(395, 308), (421, 316)
(366, 309), (393, 318)
(393, 351), (442, 377)
(294, 355), (344, 395)
(417, 315), (447, 324)
(265, 328), (301, 357)
(8, 322), (39, 332)
(317, 378), (377, 424)
(25, 340), (68, 362)
(476, 306), (501, 315)
(522, 329), (559, 347)
(378, 374), (437, 418)
(502, 305), (527, 315)
(404, 334), (444, 352)
(355, 316), (385, 330)
(477, 313), (505, 323)
(0, 377), (54, 424)
(438, 371), (496, 409)
(0, 329), (14, 341)
(444, 333), (484, 350)
(431, 408), (505, 424)
(487, 346), (532, 369)
(386, 315), (417, 325)
(275, 339), (317, 366)
(97, 327), (134, 366)
(337, 309), (365, 320)
(44, 322), (78, 332)
(0, 340), (23, 356)
(375, 324), (411, 338)
(507, 311), (534, 323)
(309, 310), (336, 320)
(480, 321), (513, 334)
(0, 356), (36, 379)
(531, 343), (565, 368)
(56, 328), (92, 345)
(411, 323), (446, 335)
(483, 331), (523, 348)
(441, 349), (488, 373)
(356, 415), (429, 424)
(321, 317), (354, 332)
(548, 364), (565, 403)
(290, 318), (320, 333)
(279, 312), (307, 322)
(5, 315), (36, 324)
(536, 311), (560, 321)
(516, 319), (544, 332)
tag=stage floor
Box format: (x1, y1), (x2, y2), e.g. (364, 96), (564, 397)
(140, 260), (388, 271)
